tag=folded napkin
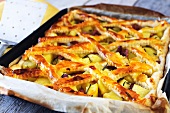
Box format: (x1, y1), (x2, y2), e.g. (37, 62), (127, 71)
(0, 0), (58, 43)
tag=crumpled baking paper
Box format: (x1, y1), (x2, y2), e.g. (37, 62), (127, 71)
(0, 4), (170, 113)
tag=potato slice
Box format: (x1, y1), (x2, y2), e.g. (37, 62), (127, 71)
(88, 54), (102, 63)
(119, 79), (131, 89)
(43, 54), (54, 63)
(82, 26), (93, 33)
(70, 86), (78, 91)
(152, 35), (160, 39)
(157, 31), (163, 38)
(132, 84), (150, 98)
(69, 30), (77, 36)
(98, 79), (109, 95)
(34, 77), (51, 86)
(22, 60), (37, 69)
(142, 32), (151, 38)
(82, 57), (91, 64)
(103, 91), (122, 100)
(70, 85), (82, 92)
(82, 83), (91, 92)
(124, 75), (134, 83)
(87, 83), (98, 97)
(94, 62), (103, 70)
(112, 27), (121, 32)
(70, 20), (76, 25)
(143, 46), (157, 56)
(128, 51), (136, 59)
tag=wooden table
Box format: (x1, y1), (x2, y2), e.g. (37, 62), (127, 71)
(0, 0), (170, 113)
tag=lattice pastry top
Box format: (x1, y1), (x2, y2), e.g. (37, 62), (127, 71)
(1, 9), (170, 107)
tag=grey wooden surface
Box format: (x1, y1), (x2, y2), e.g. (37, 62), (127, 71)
(0, 0), (170, 113)
(135, 0), (170, 16)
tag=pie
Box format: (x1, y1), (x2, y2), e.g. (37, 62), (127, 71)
(0, 9), (170, 111)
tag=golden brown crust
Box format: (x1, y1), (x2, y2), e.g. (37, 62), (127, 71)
(54, 74), (96, 90)
(1, 8), (170, 111)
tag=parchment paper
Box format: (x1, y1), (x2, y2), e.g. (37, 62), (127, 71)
(0, 75), (153, 113)
(0, 4), (170, 113)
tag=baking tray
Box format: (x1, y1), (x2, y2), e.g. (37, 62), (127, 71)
(1, 4), (170, 67)
(0, 4), (169, 112)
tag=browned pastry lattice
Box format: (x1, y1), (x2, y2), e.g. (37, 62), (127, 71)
(1, 9), (170, 107)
